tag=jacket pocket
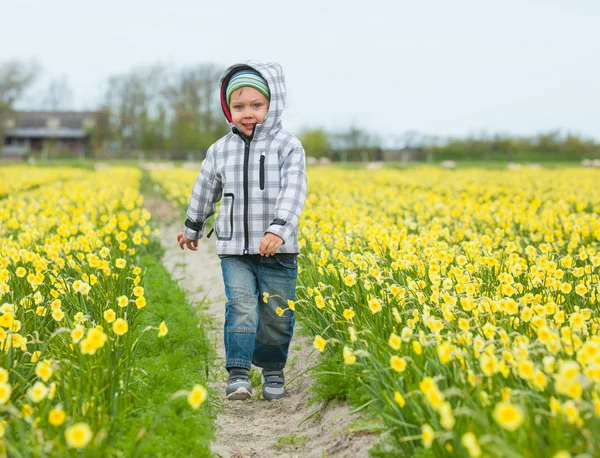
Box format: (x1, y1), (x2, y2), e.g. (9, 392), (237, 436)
(215, 193), (235, 241)
(259, 152), (265, 190)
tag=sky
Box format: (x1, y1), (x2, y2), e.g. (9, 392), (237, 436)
(2, 0), (599, 144)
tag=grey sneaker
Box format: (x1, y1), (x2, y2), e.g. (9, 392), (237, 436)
(226, 368), (252, 400)
(261, 369), (286, 401)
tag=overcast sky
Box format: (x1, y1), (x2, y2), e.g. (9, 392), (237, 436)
(2, 0), (599, 143)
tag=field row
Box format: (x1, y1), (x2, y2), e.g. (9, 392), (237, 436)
(297, 168), (600, 457)
(0, 167), (208, 456)
(0, 167), (88, 198)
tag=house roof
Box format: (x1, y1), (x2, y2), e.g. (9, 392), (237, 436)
(8, 111), (98, 129)
(3, 111), (99, 140)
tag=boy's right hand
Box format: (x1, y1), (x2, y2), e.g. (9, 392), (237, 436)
(177, 229), (199, 251)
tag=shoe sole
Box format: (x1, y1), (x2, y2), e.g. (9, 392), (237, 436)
(226, 387), (252, 401)
(262, 389), (286, 401)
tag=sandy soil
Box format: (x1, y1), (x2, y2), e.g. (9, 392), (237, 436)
(146, 198), (377, 458)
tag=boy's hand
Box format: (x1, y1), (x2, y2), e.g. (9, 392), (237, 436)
(177, 229), (198, 251)
(260, 233), (284, 257)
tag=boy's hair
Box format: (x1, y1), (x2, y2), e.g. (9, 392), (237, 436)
(226, 69), (270, 105)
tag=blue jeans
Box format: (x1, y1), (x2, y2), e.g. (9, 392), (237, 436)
(220, 254), (298, 371)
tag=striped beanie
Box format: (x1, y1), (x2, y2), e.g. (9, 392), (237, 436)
(226, 69), (270, 105)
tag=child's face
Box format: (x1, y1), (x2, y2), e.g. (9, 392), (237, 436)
(229, 87), (269, 137)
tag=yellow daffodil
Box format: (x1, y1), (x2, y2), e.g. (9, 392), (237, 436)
(35, 360), (53, 382)
(0, 383), (12, 404)
(158, 321), (168, 337)
(493, 401), (524, 431)
(313, 335), (327, 352)
(112, 319), (129, 336)
(388, 333), (401, 350)
(135, 296), (147, 309)
(187, 384), (208, 409)
(343, 346), (356, 365)
(421, 424), (434, 448)
(103, 309), (116, 323)
(28, 381), (49, 403)
(48, 408), (66, 426)
(390, 356), (407, 373)
(393, 391), (406, 408)
(65, 422), (92, 449)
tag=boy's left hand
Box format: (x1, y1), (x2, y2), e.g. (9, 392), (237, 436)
(260, 233), (284, 257)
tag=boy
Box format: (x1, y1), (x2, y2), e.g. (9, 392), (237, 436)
(177, 61), (307, 401)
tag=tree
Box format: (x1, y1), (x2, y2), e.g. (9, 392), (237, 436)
(103, 62), (228, 157)
(564, 134), (587, 159)
(300, 128), (330, 158)
(85, 106), (111, 157)
(332, 125), (377, 161)
(163, 64), (226, 157)
(535, 130), (562, 155)
(0, 59), (40, 148)
(104, 64), (166, 152)
(42, 75), (72, 111)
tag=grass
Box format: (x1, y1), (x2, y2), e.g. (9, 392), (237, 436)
(303, 348), (369, 408)
(0, 157), (96, 169)
(274, 434), (309, 451)
(11, 157), (198, 169)
(114, 235), (217, 457)
(249, 368), (262, 390)
(384, 159), (582, 170)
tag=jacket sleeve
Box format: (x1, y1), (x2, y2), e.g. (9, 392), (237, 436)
(183, 145), (222, 240)
(264, 142), (307, 244)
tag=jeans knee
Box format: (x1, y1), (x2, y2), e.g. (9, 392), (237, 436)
(256, 314), (294, 345)
(225, 296), (258, 329)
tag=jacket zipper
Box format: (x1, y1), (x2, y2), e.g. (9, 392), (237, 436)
(232, 126), (253, 255)
(243, 135), (251, 255)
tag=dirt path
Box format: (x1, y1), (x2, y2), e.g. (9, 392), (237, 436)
(147, 199), (377, 458)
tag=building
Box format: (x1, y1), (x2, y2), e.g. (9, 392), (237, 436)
(1, 111), (101, 159)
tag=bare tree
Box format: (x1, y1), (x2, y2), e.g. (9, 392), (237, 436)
(104, 64), (166, 152)
(0, 59), (40, 147)
(102, 62), (229, 157)
(42, 75), (72, 111)
(163, 63), (224, 156)
(329, 125), (383, 162)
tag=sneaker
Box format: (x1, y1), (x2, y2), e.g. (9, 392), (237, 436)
(261, 369), (286, 401)
(226, 368), (252, 400)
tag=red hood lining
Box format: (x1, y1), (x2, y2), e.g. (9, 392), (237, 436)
(220, 65), (256, 124)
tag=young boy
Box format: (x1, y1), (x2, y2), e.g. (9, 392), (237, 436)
(177, 61), (307, 401)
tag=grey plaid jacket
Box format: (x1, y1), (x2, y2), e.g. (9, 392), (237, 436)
(183, 61), (307, 255)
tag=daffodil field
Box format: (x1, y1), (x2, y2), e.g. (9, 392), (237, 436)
(149, 169), (198, 208)
(297, 168), (600, 457)
(0, 167), (209, 456)
(153, 165), (600, 457)
(0, 167), (86, 198)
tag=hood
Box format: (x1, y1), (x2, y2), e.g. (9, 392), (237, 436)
(219, 60), (286, 140)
